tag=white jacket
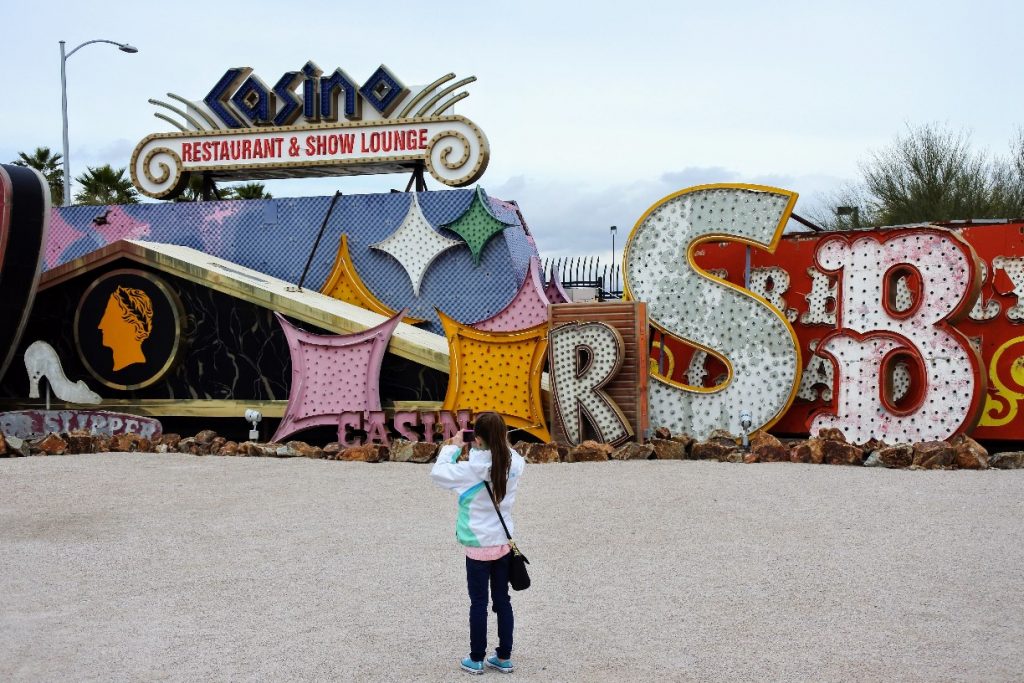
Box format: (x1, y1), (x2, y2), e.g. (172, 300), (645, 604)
(431, 444), (525, 548)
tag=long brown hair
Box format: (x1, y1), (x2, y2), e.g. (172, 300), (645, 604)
(474, 412), (511, 503)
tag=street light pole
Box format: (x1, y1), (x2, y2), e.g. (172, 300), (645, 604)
(60, 41), (69, 207)
(60, 39), (138, 207)
(609, 225), (618, 295)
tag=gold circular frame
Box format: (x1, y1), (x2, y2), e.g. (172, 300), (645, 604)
(74, 268), (186, 391)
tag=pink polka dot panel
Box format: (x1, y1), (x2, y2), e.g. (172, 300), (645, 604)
(272, 310), (403, 443)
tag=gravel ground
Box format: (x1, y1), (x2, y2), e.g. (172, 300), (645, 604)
(1, 454), (1022, 682)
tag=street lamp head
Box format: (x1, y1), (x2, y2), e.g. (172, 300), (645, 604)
(610, 225), (617, 233)
(59, 37), (139, 206)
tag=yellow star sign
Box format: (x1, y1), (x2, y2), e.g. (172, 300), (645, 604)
(439, 310), (550, 442)
(321, 234), (425, 325)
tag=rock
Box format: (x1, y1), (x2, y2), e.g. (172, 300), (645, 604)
(649, 438), (687, 460)
(63, 430), (95, 454)
(385, 438), (413, 464)
(949, 434), (988, 469)
(283, 440), (318, 458)
(858, 438), (889, 452)
(255, 442), (281, 457)
(110, 433), (152, 453)
(653, 426), (672, 440)
(912, 441), (955, 469)
(612, 442), (655, 460)
(218, 441), (239, 456)
(804, 438), (826, 464)
(707, 429), (737, 442)
(868, 444), (913, 468)
(323, 442), (343, 460)
(522, 442), (560, 463)
(209, 436), (227, 454)
(691, 431), (741, 461)
(749, 431), (787, 463)
(817, 427), (847, 442)
(822, 439), (863, 466)
(93, 435), (111, 452)
(0, 431), (7, 456)
(567, 440), (612, 462)
(338, 444), (389, 462)
(7, 435), (30, 457)
(743, 452), (759, 464)
(556, 444), (570, 462)
(789, 441), (811, 463)
(669, 434), (695, 451)
(175, 436), (209, 456)
(161, 433), (182, 450)
(389, 439), (439, 463)
(989, 451), (1024, 469)
(237, 441), (260, 457)
(154, 444), (169, 454)
(793, 437), (862, 466)
(195, 429), (218, 445)
(31, 433), (67, 455)
(237, 442), (265, 457)
(274, 443), (302, 457)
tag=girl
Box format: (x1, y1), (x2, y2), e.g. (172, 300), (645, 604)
(431, 412), (526, 675)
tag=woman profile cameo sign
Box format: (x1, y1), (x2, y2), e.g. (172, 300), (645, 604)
(100, 286), (154, 370)
(76, 269), (184, 390)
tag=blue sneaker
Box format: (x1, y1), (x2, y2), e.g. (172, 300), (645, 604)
(460, 657), (484, 675)
(486, 655), (514, 673)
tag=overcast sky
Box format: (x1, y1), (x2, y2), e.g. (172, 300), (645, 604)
(2, 0), (1020, 260)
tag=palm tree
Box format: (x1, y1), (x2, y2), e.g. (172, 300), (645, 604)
(74, 165), (139, 205)
(11, 147), (64, 204)
(174, 174), (216, 202)
(230, 182), (272, 199)
(171, 174), (246, 202)
(170, 178), (270, 202)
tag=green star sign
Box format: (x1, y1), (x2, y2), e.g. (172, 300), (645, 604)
(443, 187), (514, 265)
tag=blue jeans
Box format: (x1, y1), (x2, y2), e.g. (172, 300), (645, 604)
(466, 552), (513, 662)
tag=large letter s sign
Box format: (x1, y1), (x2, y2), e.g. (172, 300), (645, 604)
(623, 184), (801, 440)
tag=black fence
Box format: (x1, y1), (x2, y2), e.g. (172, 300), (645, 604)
(542, 256), (623, 301)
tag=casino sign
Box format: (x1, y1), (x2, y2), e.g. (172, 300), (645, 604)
(131, 63), (489, 198)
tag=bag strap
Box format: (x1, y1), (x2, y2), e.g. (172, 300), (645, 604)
(483, 480), (513, 542)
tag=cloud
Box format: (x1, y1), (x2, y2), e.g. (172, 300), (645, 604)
(488, 167), (850, 262)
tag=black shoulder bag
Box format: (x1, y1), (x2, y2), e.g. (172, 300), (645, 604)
(483, 481), (531, 591)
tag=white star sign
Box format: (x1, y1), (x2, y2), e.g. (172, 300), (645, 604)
(371, 193), (462, 296)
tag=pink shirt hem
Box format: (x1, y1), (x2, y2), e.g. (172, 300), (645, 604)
(464, 544), (510, 561)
